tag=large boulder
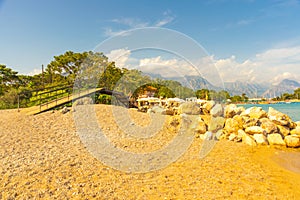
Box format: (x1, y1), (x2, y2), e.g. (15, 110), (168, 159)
(208, 117), (225, 132)
(196, 119), (207, 135)
(250, 107), (267, 119)
(277, 125), (290, 137)
(259, 118), (278, 134)
(148, 105), (165, 114)
(268, 107), (296, 128)
(290, 127), (300, 135)
(200, 114), (211, 127)
(224, 118), (243, 134)
(241, 131), (257, 146)
(233, 115), (245, 127)
(210, 104), (223, 117)
(243, 117), (259, 129)
(235, 106), (245, 116)
(224, 104), (237, 118)
(202, 101), (215, 112)
(245, 126), (266, 135)
(284, 135), (300, 148)
(236, 129), (245, 142)
(267, 133), (286, 146)
(178, 102), (201, 115)
(253, 134), (268, 145)
(241, 107), (267, 119)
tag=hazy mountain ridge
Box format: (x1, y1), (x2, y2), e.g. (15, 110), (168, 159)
(140, 72), (300, 98)
(262, 79), (300, 98)
(224, 81), (270, 98)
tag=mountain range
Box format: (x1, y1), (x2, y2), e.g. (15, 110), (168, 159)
(171, 76), (300, 98)
(261, 79), (300, 98)
(145, 73), (300, 98)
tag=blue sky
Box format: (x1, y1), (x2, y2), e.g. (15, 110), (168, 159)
(1, 0), (300, 84)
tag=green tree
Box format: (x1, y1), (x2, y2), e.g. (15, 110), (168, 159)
(241, 93), (249, 102)
(47, 51), (88, 84)
(196, 89), (210, 100)
(0, 65), (19, 95)
(98, 62), (123, 90)
(230, 95), (243, 103)
(294, 88), (300, 99)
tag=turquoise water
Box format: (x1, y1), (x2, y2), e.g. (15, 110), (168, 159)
(238, 102), (300, 122)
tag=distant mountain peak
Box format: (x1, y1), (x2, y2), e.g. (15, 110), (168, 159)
(262, 79), (300, 98)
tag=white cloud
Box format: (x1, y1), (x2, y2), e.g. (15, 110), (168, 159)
(105, 11), (175, 37)
(103, 28), (130, 37)
(139, 56), (198, 78)
(214, 45), (300, 84)
(106, 48), (131, 68)
(27, 68), (42, 76)
(271, 72), (297, 85)
(106, 44), (300, 86)
(236, 19), (253, 26)
(111, 18), (149, 28)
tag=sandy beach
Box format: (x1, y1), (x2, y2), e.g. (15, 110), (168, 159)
(1, 104), (300, 199)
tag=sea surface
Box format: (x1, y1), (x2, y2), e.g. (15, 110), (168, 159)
(238, 102), (300, 122)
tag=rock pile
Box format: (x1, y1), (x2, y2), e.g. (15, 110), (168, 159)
(172, 101), (300, 148)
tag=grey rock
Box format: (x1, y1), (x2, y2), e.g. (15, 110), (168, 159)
(210, 104), (224, 117)
(178, 102), (201, 115)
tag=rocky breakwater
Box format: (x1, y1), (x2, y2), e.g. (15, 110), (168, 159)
(168, 101), (300, 148)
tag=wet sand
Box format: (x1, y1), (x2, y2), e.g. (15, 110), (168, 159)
(273, 151), (300, 174)
(1, 105), (300, 199)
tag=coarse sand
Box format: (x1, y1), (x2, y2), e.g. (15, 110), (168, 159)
(1, 104), (300, 199)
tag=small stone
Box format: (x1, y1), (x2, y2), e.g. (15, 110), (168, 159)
(61, 106), (69, 114)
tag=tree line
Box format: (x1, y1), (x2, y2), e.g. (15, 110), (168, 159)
(272, 89), (300, 101)
(0, 50), (255, 109)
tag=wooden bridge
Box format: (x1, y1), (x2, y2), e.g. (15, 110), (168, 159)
(19, 85), (130, 115)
